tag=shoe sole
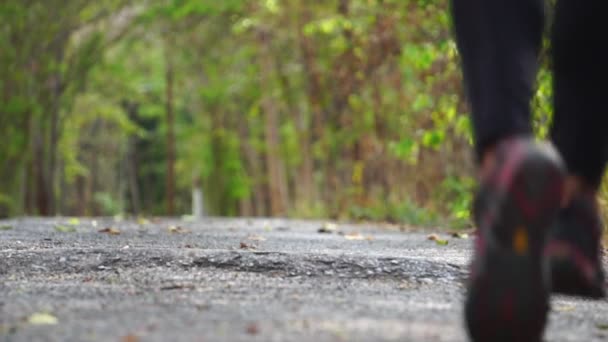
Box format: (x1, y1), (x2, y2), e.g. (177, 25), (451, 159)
(466, 141), (565, 342)
(548, 241), (606, 298)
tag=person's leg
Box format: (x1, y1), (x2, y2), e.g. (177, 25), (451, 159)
(452, 1), (567, 341)
(452, 0), (543, 163)
(548, 0), (607, 298)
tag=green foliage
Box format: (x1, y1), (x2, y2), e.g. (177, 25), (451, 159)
(1, 0), (581, 229)
(350, 201), (440, 227)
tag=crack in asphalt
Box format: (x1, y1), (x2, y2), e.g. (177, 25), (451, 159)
(0, 248), (467, 282)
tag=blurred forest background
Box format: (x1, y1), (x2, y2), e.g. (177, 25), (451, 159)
(0, 0), (572, 227)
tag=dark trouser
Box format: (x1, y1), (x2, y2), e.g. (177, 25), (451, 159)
(451, 0), (608, 189)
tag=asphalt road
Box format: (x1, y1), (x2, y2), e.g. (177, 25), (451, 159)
(1, 217), (607, 342)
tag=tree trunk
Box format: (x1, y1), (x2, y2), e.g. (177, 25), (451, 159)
(33, 123), (50, 216)
(257, 29), (289, 216)
(123, 100), (141, 215)
(297, 7), (326, 205)
(165, 44), (176, 216)
(275, 39), (315, 212)
(237, 113), (266, 216)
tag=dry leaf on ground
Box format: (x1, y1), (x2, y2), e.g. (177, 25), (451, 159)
(449, 232), (469, 239)
(555, 305), (576, 312)
(247, 234), (266, 241)
(55, 225), (76, 233)
(137, 217), (150, 225)
(246, 323), (260, 335)
(121, 334), (140, 342)
(168, 226), (190, 234)
(27, 312), (58, 325)
(99, 227), (121, 235)
(427, 234), (449, 246)
(344, 232), (371, 241)
(318, 222), (338, 233)
(240, 242), (256, 249)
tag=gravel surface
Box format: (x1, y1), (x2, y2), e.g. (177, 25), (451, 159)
(1, 217), (607, 342)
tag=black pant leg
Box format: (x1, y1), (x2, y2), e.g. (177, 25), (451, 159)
(550, 0), (608, 189)
(451, 0), (545, 160)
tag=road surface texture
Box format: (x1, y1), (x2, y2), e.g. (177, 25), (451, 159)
(1, 218), (607, 342)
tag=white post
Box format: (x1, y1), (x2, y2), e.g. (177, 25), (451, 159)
(192, 176), (204, 219)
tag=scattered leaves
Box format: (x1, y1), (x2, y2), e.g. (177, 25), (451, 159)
(168, 225), (190, 234)
(318, 222), (337, 233)
(0, 225), (13, 230)
(427, 234), (449, 246)
(27, 312), (58, 325)
(99, 227), (121, 235)
(55, 225), (76, 233)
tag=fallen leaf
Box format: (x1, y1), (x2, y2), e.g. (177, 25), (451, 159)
(450, 232), (469, 239)
(246, 323), (259, 335)
(168, 225), (190, 234)
(137, 217), (149, 225)
(67, 218), (80, 225)
(247, 234), (266, 241)
(555, 304), (576, 312)
(121, 334), (140, 342)
(27, 312), (58, 325)
(0, 225), (13, 231)
(597, 323), (608, 330)
(427, 234), (449, 246)
(318, 222), (337, 233)
(344, 232), (366, 240)
(240, 242), (256, 250)
(55, 225), (76, 233)
(99, 227), (121, 235)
